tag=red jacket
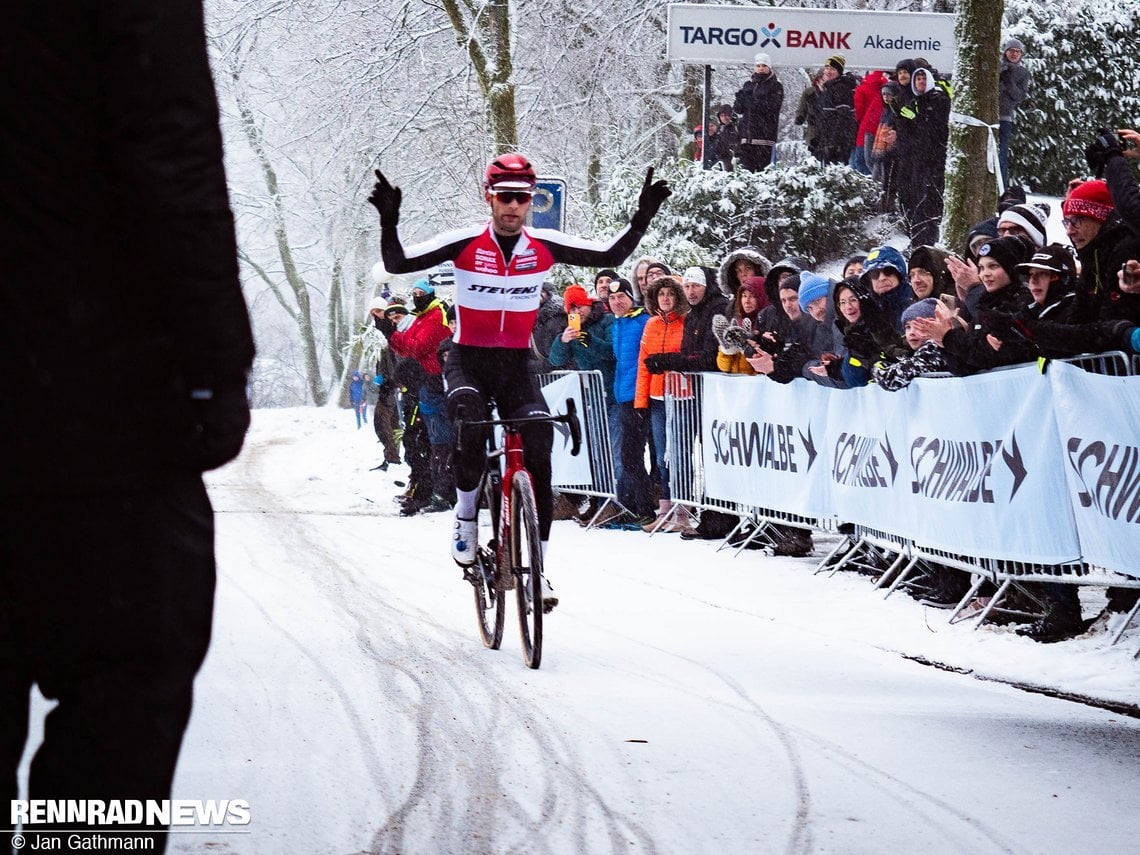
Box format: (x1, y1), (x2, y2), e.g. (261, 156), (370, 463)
(389, 298), (450, 375)
(854, 70), (888, 143)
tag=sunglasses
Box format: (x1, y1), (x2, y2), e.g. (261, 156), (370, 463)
(490, 190), (534, 204)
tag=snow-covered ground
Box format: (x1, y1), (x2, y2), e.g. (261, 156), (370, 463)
(57, 406), (1120, 854)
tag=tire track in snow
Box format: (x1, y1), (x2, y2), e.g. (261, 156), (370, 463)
(215, 434), (660, 854)
(565, 607), (1025, 855)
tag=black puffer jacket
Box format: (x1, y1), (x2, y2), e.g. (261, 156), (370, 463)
(752, 273), (818, 383)
(1075, 217), (1140, 323)
(1005, 276), (1136, 357)
(645, 275), (730, 374)
(733, 71), (784, 144)
(941, 283), (1035, 374)
(833, 279), (903, 366)
(1104, 152), (1140, 238)
(895, 69), (951, 189)
(815, 72), (859, 162)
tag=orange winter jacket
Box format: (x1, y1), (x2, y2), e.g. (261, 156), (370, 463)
(634, 310), (686, 407)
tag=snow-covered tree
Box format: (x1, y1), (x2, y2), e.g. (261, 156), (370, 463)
(572, 159), (881, 276)
(1004, 0), (1140, 194)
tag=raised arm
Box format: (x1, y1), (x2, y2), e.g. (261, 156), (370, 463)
(541, 168), (671, 267)
(369, 169), (472, 273)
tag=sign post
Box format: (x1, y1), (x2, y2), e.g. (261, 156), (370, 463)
(529, 177), (567, 231)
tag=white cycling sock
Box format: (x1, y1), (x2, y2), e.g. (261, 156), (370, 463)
(455, 487), (478, 520)
(541, 540), (548, 560)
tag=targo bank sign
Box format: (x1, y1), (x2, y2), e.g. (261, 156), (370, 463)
(666, 4), (956, 71)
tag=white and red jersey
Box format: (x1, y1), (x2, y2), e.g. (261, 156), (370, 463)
(381, 220), (646, 349)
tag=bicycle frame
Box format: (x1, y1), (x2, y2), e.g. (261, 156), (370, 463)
(459, 398), (580, 667)
(492, 427), (533, 577)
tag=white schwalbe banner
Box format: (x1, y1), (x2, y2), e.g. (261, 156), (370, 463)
(1049, 361), (1140, 579)
(541, 372), (593, 487)
(702, 374), (834, 520)
(903, 365), (1080, 564)
(701, 365), (1083, 564)
(825, 379), (914, 540)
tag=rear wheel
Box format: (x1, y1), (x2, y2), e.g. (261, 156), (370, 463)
(472, 472), (505, 649)
(511, 471), (543, 669)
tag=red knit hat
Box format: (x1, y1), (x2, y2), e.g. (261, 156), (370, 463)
(1063, 180), (1114, 222)
(563, 284), (592, 311)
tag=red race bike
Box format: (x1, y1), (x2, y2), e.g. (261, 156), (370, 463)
(457, 400), (581, 669)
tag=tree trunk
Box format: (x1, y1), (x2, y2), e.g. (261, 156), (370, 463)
(443, 0), (519, 153)
(328, 258), (347, 382)
(231, 74), (328, 405)
(941, 0), (1002, 252)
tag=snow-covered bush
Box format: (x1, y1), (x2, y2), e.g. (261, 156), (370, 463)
(1005, 0), (1140, 194)
(582, 158), (881, 274)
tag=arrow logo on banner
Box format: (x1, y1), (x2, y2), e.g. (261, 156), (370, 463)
(798, 424), (818, 471)
(881, 435), (899, 485)
(1002, 431), (1027, 499)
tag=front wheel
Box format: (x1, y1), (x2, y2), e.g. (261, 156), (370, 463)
(511, 471), (543, 669)
(473, 472), (505, 649)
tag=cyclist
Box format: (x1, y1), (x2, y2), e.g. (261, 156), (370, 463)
(370, 154), (670, 609)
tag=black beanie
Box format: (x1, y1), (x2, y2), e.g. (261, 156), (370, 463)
(976, 235), (1034, 283)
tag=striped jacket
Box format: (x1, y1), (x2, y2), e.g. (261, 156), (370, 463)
(381, 221), (646, 349)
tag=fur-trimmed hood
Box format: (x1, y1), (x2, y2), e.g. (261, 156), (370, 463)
(644, 276), (692, 318)
(717, 246), (773, 298)
(763, 256), (811, 306)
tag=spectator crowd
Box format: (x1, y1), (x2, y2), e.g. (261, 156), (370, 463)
(688, 44), (1031, 248)
(363, 46), (1140, 644)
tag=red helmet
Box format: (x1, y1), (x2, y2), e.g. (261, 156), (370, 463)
(483, 153), (537, 190)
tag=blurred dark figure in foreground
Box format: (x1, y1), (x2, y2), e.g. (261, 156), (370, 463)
(1, 3), (255, 851)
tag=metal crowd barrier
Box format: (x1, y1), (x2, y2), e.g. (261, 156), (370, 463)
(538, 369), (621, 524)
(657, 371), (752, 536)
(1060, 350), (1132, 376)
(552, 355), (1139, 650)
(667, 357), (1138, 648)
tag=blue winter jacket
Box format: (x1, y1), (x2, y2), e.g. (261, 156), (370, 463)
(611, 308), (650, 404)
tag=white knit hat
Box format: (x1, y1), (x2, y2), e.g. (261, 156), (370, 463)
(753, 52), (772, 67)
(998, 202), (1050, 247)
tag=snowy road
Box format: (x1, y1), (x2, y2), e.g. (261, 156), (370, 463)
(156, 409), (1138, 854)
